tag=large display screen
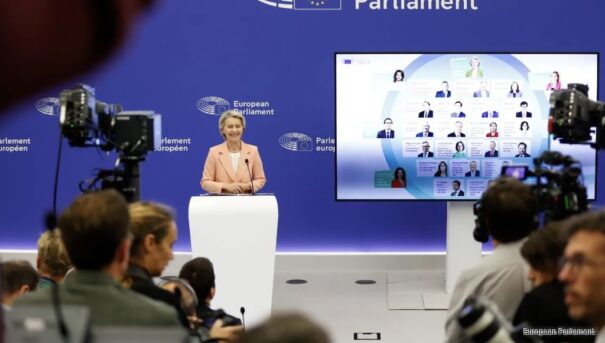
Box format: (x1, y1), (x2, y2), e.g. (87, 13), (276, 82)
(336, 53), (598, 200)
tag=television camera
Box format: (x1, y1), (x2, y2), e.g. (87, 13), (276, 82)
(501, 151), (588, 223)
(59, 84), (161, 202)
(458, 296), (540, 343)
(472, 150), (587, 243)
(472, 83), (602, 242)
(549, 83), (605, 149)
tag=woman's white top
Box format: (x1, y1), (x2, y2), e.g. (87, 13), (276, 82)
(230, 152), (241, 172)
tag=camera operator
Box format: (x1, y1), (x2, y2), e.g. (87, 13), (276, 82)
(558, 210), (605, 341)
(445, 177), (537, 342)
(16, 190), (182, 327)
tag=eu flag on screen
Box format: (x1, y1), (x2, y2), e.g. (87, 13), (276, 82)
(294, 0), (341, 10)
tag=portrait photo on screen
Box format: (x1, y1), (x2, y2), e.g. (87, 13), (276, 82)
(336, 53), (598, 200)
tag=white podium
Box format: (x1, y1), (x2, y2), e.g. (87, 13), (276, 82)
(188, 195), (279, 327)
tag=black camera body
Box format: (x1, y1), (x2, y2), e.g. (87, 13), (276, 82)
(59, 84), (119, 148)
(549, 83), (605, 148)
(472, 201), (489, 243)
(501, 151), (587, 223)
(473, 150), (587, 243)
(59, 85), (161, 156)
(113, 111), (161, 156)
(531, 151), (587, 222)
(58, 84), (162, 201)
(471, 83), (598, 242)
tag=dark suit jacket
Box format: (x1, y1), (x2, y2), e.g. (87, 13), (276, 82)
(415, 131), (434, 137)
(465, 170), (480, 177)
(447, 132), (466, 137)
(417, 152), (434, 157)
(484, 150), (499, 157)
(451, 112), (466, 118)
(197, 303), (242, 329)
(473, 90), (490, 97)
(515, 153), (531, 157)
(513, 281), (593, 342)
(481, 111), (499, 118)
(516, 111), (532, 118)
(451, 190), (465, 196)
(435, 90), (451, 98)
(418, 110), (434, 118)
(376, 129), (395, 138)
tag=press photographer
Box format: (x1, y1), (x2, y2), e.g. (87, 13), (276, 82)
(455, 84), (604, 342)
(445, 177), (537, 343)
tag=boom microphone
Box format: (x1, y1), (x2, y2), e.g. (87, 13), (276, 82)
(244, 159), (255, 195)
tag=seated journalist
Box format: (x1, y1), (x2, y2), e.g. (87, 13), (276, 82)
(1, 260), (39, 310)
(36, 229), (71, 288)
(558, 210), (605, 341)
(16, 190), (181, 327)
(179, 257), (242, 329)
(158, 277), (199, 325)
(201, 110), (266, 194)
(125, 202), (243, 341)
(513, 221), (593, 342)
(124, 201), (190, 328)
(158, 277), (241, 342)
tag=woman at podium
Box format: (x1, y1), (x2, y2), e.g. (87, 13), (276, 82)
(200, 110), (266, 194)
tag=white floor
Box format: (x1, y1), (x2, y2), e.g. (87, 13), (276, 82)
(272, 265), (450, 342)
(1, 251), (451, 342)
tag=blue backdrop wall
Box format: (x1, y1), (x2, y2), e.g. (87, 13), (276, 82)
(1, 0), (605, 252)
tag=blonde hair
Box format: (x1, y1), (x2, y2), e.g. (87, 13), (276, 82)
(218, 110), (246, 139)
(128, 202), (175, 258)
(37, 229), (71, 277)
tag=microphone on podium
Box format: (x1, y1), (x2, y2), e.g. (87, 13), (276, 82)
(244, 159), (255, 195)
(240, 306), (246, 330)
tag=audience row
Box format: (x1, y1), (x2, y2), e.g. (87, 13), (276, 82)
(445, 177), (603, 342)
(1, 190), (330, 343)
(5, 182), (605, 342)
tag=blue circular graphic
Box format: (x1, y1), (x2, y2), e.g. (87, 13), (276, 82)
(380, 54), (549, 199)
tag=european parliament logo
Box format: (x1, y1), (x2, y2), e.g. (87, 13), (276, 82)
(257, 0), (341, 10)
(197, 96), (231, 115)
(279, 133), (314, 152)
(36, 97), (60, 116)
